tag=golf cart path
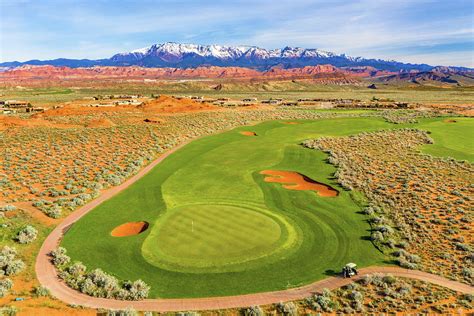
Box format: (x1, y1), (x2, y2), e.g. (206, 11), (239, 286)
(35, 142), (474, 312)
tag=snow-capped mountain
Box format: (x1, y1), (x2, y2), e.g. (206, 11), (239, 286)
(3, 42), (468, 72)
(111, 43), (343, 63)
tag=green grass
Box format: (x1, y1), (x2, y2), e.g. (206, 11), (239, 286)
(61, 116), (473, 298)
(143, 203), (297, 273)
(415, 117), (474, 162)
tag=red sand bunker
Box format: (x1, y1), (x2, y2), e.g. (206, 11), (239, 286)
(240, 131), (257, 136)
(444, 119), (457, 123)
(282, 122), (299, 125)
(111, 221), (149, 237)
(260, 170), (339, 197)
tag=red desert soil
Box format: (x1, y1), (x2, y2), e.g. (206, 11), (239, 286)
(85, 117), (116, 128)
(260, 170), (339, 197)
(111, 221), (149, 237)
(0, 116), (79, 130)
(240, 131), (257, 136)
(138, 95), (217, 113)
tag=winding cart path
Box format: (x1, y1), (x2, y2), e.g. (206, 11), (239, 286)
(35, 142), (474, 312)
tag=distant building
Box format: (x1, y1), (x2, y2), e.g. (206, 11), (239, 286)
(261, 99), (281, 104)
(242, 98), (258, 102)
(5, 100), (30, 108)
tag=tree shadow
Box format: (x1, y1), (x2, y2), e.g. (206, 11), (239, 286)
(383, 259), (399, 265)
(324, 269), (339, 276)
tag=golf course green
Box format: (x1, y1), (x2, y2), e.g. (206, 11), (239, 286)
(61, 116), (473, 298)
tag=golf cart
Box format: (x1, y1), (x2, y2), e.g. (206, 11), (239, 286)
(342, 263), (358, 278)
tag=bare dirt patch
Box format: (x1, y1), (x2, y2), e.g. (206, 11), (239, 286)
(111, 221), (149, 237)
(139, 95), (217, 113)
(240, 131), (257, 136)
(260, 170), (339, 197)
(86, 118), (116, 128)
(0, 116), (79, 130)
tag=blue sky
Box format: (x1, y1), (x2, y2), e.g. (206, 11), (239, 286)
(1, 0), (473, 67)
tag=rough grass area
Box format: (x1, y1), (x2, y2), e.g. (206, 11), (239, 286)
(61, 116), (472, 298)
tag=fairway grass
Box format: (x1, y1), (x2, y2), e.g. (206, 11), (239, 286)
(61, 115), (473, 298)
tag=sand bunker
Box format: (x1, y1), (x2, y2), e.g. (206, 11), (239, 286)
(282, 121), (299, 125)
(444, 119), (457, 123)
(240, 131), (257, 136)
(260, 170), (339, 197)
(111, 221), (149, 237)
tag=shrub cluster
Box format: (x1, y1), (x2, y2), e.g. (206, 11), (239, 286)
(0, 246), (25, 276)
(303, 128), (473, 284)
(50, 247), (150, 300)
(305, 288), (339, 312)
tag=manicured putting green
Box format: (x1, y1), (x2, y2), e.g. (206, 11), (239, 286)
(143, 204), (296, 272)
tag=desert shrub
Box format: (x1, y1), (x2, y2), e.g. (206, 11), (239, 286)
(397, 258), (417, 269)
(0, 305), (17, 316)
(307, 288), (338, 312)
(16, 225), (38, 244)
(32, 285), (50, 297)
(371, 231), (384, 242)
(122, 279), (150, 300)
(0, 278), (13, 297)
(242, 305), (264, 316)
(462, 267), (473, 278)
(44, 205), (62, 218)
(455, 243), (471, 252)
(398, 283), (412, 296)
(277, 302), (297, 316)
(67, 261), (87, 278)
(176, 312), (200, 316)
(106, 308), (138, 316)
(382, 274), (397, 285)
(0, 246), (25, 276)
(0, 205), (16, 212)
(49, 247), (70, 267)
(53, 248), (150, 300)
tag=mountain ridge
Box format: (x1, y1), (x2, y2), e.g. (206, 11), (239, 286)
(2, 42), (472, 72)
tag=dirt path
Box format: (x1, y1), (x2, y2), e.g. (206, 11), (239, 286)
(35, 142), (474, 312)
